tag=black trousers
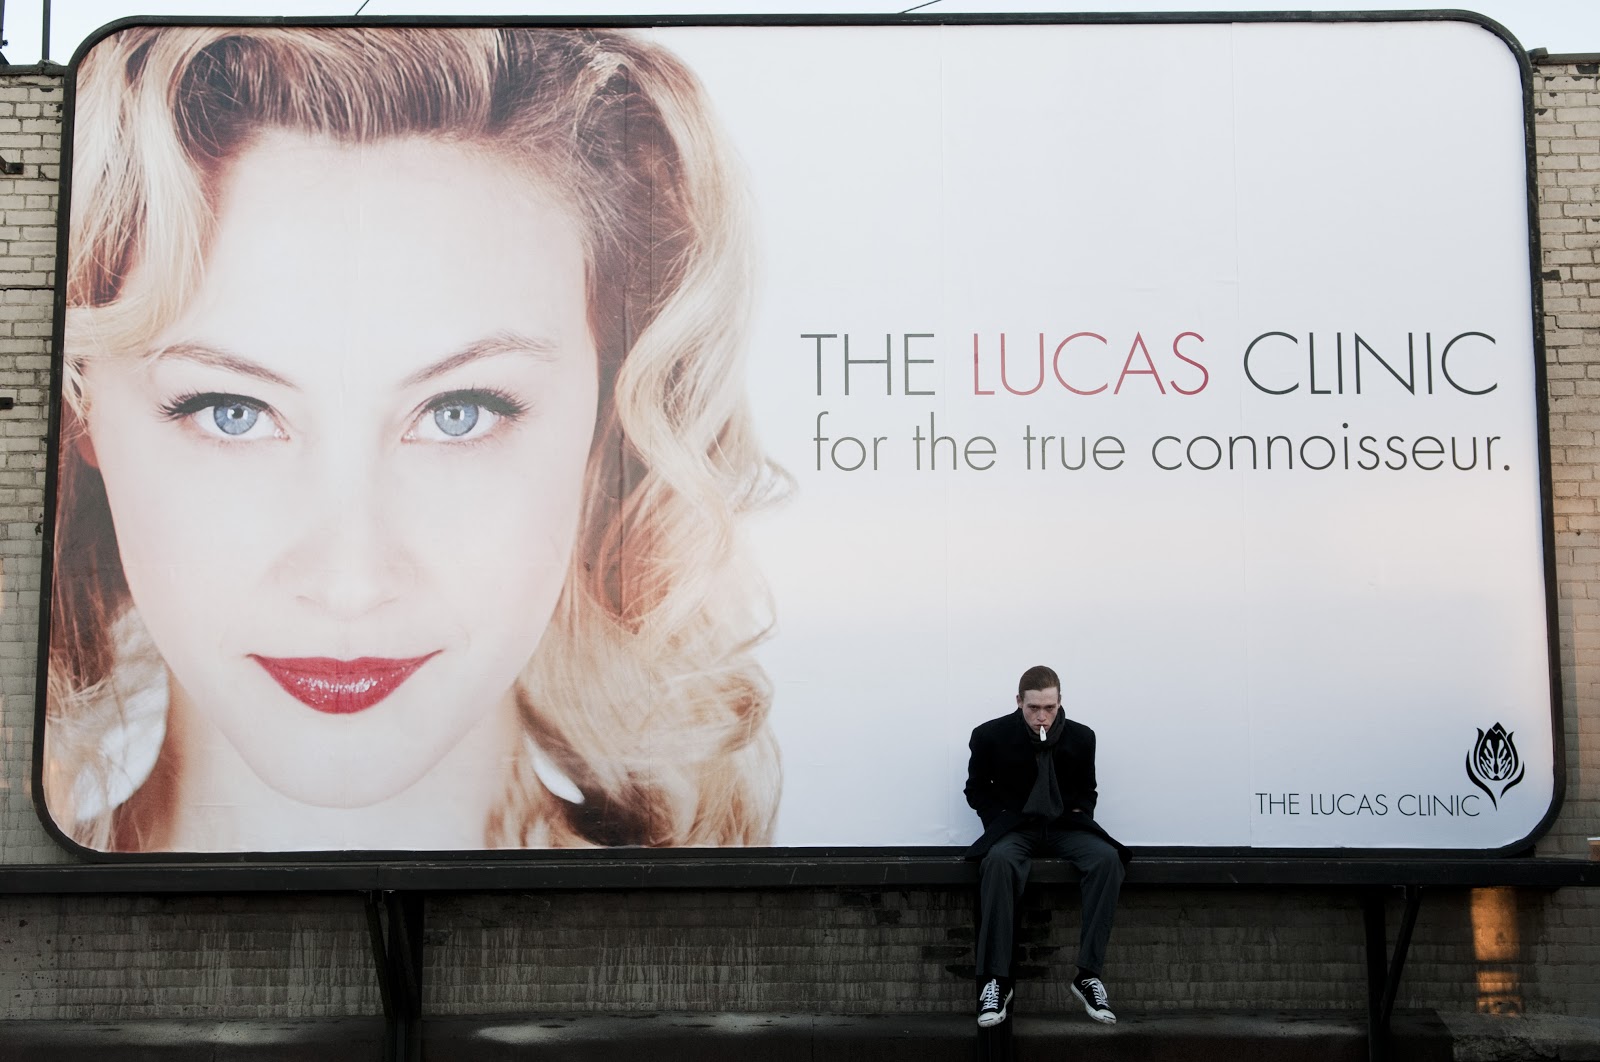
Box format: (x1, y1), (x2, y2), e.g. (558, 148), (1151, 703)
(975, 824), (1124, 980)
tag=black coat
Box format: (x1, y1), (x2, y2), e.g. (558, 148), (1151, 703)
(963, 708), (1130, 862)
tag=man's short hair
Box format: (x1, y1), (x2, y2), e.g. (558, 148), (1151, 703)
(1017, 665), (1060, 697)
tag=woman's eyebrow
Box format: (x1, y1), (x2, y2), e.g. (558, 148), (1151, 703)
(147, 342), (296, 388)
(401, 332), (560, 388)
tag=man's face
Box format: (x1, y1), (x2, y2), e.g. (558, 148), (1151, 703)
(1018, 687), (1062, 731)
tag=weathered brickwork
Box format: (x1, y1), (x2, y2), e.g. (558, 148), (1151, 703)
(0, 62), (1597, 1023)
(1, 895), (378, 1016)
(0, 73), (61, 871)
(1521, 59), (1600, 1021)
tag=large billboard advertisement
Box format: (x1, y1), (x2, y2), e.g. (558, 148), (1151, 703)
(37, 15), (1557, 857)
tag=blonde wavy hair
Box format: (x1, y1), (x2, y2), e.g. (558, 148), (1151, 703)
(45, 25), (782, 851)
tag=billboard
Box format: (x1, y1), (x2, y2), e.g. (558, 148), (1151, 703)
(37, 15), (1557, 858)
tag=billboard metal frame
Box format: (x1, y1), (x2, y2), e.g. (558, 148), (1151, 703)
(30, 8), (1563, 872)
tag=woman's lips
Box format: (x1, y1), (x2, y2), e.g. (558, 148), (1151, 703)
(250, 653), (439, 714)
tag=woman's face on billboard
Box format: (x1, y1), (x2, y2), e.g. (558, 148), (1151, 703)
(79, 133), (600, 819)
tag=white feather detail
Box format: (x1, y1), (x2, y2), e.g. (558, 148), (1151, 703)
(72, 609), (168, 820)
(527, 739), (585, 805)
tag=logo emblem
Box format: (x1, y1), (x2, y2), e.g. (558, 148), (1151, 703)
(1465, 723), (1524, 808)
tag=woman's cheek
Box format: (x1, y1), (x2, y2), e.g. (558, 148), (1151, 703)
(454, 438), (582, 594)
(94, 427), (213, 575)
(173, 447), (300, 578)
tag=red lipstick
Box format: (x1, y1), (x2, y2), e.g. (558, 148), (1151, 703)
(250, 653), (438, 714)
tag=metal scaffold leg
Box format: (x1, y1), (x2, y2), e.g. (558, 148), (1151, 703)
(975, 1015), (1013, 1062)
(365, 890), (425, 1062)
(1363, 886), (1423, 1062)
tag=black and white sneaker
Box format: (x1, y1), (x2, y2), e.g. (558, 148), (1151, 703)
(1070, 975), (1116, 1024)
(976, 977), (1012, 1028)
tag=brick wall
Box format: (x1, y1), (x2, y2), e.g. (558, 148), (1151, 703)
(0, 61), (1596, 1022)
(0, 72), (61, 869)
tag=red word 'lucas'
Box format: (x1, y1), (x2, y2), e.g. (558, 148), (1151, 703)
(972, 331), (1209, 397)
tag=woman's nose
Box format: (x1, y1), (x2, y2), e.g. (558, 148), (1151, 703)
(276, 446), (413, 619)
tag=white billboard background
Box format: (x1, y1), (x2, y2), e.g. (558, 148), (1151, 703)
(650, 20), (1554, 848)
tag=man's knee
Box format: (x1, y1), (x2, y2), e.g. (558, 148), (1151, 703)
(980, 846), (1028, 889)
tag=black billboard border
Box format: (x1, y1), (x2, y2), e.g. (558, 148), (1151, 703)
(31, 9), (1562, 875)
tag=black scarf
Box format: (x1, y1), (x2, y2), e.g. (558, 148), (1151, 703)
(1021, 709), (1066, 821)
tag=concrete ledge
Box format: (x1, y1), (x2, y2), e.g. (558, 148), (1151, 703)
(2, 856), (1596, 893)
(0, 1010), (1453, 1062)
(428, 1011), (1452, 1061)
(0, 1017), (383, 1060)
(19, 1011), (1599, 1062)
(1439, 1013), (1600, 1062)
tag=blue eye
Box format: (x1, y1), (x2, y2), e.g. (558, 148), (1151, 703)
(213, 401), (260, 436)
(159, 392), (281, 441)
(408, 388), (527, 444)
(433, 402), (480, 437)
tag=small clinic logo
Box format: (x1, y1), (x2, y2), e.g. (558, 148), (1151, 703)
(1465, 723), (1524, 809)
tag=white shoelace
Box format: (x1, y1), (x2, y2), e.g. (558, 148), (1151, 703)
(979, 979), (1001, 1008)
(1081, 978), (1109, 1007)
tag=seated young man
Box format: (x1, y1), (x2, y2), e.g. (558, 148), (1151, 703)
(964, 664), (1130, 1027)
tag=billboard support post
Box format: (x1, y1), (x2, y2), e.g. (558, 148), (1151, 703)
(364, 890), (424, 1062)
(1362, 884), (1424, 1062)
(1364, 893), (1388, 1062)
(1381, 886), (1423, 1030)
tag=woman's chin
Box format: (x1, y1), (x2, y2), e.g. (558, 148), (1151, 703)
(237, 749), (453, 812)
